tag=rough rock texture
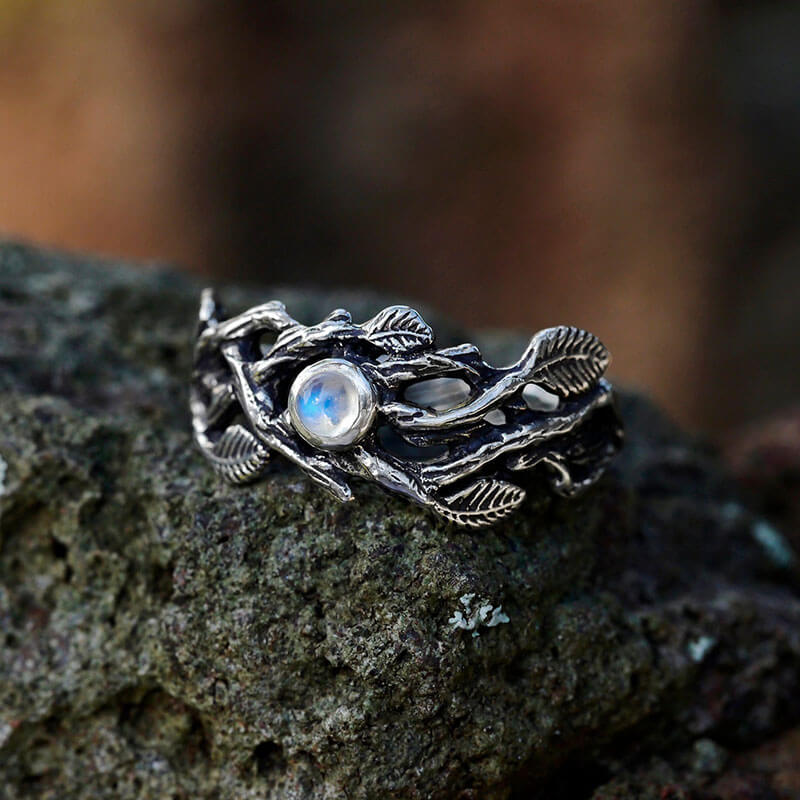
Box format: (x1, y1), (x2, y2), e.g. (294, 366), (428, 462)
(727, 410), (800, 557)
(0, 241), (799, 800)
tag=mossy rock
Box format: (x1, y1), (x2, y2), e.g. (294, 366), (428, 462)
(0, 241), (798, 799)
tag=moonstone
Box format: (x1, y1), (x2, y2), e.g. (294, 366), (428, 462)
(288, 359), (376, 449)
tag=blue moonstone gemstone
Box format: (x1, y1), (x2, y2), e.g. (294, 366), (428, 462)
(288, 359), (376, 449)
(295, 374), (358, 436)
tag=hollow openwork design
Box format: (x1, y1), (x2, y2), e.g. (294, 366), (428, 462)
(191, 291), (623, 528)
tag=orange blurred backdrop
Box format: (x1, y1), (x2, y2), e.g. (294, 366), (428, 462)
(1, 0), (798, 435)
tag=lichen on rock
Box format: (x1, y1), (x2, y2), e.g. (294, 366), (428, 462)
(0, 241), (799, 799)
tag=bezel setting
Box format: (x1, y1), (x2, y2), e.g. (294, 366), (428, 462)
(287, 358), (377, 450)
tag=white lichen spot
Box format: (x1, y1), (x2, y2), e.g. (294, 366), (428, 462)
(688, 635), (716, 663)
(0, 720), (13, 748)
(487, 606), (510, 626)
(0, 454), (7, 497)
(722, 503), (796, 569)
(752, 519), (796, 568)
(449, 593), (510, 637)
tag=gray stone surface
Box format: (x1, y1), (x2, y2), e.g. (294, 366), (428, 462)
(0, 241), (799, 799)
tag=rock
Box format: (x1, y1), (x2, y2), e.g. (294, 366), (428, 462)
(0, 240), (799, 800)
(589, 726), (800, 800)
(726, 408), (800, 555)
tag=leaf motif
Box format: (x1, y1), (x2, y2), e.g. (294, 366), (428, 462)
(529, 326), (609, 397)
(208, 424), (270, 484)
(420, 352), (480, 377)
(434, 478), (526, 528)
(204, 381), (237, 428)
(363, 305), (434, 353)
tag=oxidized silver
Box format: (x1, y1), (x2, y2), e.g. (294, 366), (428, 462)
(191, 291), (623, 528)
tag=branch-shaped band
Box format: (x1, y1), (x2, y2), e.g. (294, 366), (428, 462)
(191, 291), (623, 528)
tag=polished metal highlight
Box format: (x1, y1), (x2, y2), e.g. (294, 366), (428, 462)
(191, 291), (623, 528)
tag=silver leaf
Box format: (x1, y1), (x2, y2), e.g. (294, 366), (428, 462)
(434, 478), (526, 529)
(206, 424), (270, 484)
(529, 326), (609, 397)
(363, 305), (434, 353)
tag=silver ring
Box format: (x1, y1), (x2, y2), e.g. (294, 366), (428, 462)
(191, 291), (623, 528)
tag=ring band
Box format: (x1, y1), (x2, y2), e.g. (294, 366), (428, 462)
(191, 291), (623, 528)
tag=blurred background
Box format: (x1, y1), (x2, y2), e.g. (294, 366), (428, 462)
(0, 0), (798, 436)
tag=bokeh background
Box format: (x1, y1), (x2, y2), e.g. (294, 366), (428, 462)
(0, 0), (798, 436)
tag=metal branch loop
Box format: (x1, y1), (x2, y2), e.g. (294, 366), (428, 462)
(192, 293), (623, 528)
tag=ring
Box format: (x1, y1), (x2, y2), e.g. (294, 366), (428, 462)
(191, 291), (623, 528)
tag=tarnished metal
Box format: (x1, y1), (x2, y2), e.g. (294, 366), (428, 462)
(191, 292), (623, 528)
